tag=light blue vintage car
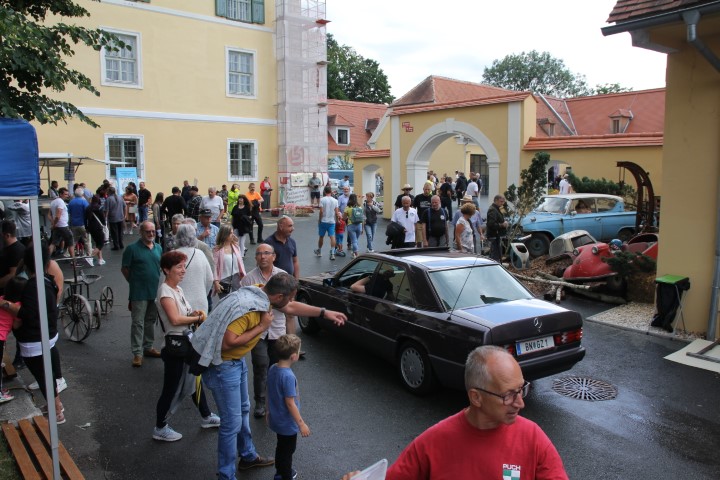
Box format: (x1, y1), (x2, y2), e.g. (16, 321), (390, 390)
(519, 194), (636, 256)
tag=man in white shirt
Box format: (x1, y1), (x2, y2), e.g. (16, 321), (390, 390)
(559, 174), (572, 194)
(391, 196), (419, 248)
(315, 186), (339, 260)
(465, 178), (480, 208)
(201, 187), (225, 227)
(48, 187), (74, 257)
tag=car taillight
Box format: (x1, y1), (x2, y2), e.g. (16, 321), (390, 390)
(554, 328), (583, 345)
(502, 344), (516, 356)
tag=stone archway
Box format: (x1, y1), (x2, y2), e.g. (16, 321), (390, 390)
(405, 118), (502, 200)
(360, 162), (382, 196)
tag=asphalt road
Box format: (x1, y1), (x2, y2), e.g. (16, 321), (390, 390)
(31, 214), (720, 479)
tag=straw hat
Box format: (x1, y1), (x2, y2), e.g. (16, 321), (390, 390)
(401, 184), (413, 190)
(460, 194), (474, 203)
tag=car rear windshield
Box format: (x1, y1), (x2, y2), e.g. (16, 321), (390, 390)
(428, 265), (532, 311)
(534, 197), (568, 214)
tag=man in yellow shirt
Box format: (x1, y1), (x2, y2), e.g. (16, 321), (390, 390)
(195, 273), (345, 480)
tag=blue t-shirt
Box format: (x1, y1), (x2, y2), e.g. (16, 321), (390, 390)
(264, 233), (297, 276)
(67, 197), (89, 227)
(267, 365), (299, 435)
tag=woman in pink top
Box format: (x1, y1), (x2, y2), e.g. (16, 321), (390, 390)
(0, 277), (26, 403)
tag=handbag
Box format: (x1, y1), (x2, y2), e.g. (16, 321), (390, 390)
(164, 332), (192, 358)
(218, 247), (240, 295)
(93, 212), (109, 242)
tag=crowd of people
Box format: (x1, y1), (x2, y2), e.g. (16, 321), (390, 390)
(0, 173), (571, 480)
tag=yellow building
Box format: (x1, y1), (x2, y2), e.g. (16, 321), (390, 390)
(605, 0), (720, 339)
(34, 0), (329, 207)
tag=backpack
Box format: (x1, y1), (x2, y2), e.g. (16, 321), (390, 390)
(350, 205), (365, 224)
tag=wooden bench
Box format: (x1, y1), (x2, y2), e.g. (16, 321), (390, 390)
(2, 416), (84, 480)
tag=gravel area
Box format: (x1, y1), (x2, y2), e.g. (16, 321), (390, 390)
(586, 302), (703, 342)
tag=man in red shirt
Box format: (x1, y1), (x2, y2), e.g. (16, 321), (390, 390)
(345, 345), (568, 480)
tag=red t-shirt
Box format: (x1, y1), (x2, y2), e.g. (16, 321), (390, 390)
(387, 410), (568, 480)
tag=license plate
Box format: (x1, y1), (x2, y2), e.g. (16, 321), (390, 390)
(516, 335), (554, 356)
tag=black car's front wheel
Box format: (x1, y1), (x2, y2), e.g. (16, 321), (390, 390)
(397, 341), (437, 395)
(296, 294), (321, 334)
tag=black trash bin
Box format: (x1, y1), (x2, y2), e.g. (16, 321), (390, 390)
(651, 275), (690, 332)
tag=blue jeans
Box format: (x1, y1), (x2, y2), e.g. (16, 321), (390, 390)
(137, 205), (149, 224)
(203, 358), (258, 480)
(364, 222), (377, 251)
(347, 222), (362, 253)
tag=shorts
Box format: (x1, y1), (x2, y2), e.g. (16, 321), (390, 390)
(51, 226), (74, 247)
(335, 233), (344, 245)
(70, 226), (87, 245)
(318, 221), (336, 238)
(310, 191), (320, 200)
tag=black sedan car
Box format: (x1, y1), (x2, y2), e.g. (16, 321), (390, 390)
(296, 248), (585, 395)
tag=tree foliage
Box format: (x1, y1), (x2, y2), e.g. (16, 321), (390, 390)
(504, 151), (552, 251)
(568, 173), (637, 208)
(594, 83), (633, 95)
(327, 33), (394, 104)
(0, 0), (123, 128)
(328, 153), (353, 170)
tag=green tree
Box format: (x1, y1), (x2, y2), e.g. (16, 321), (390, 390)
(594, 83), (633, 95)
(568, 173), (636, 208)
(482, 50), (591, 97)
(504, 152), (552, 255)
(327, 33), (394, 104)
(0, 0), (123, 128)
(328, 153), (353, 170)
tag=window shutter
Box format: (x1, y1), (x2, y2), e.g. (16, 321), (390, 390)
(252, 0), (265, 24)
(216, 0), (227, 18)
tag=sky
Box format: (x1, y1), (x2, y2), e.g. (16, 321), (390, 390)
(326, 0), (668, 99)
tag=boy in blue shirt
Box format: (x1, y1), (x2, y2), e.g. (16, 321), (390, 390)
(267, 334), (310, 480)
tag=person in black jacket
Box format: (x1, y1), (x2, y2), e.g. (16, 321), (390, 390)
(455, 173), (468, 208)
(231, 195), (252, 257)
(2, 242), (66, 424)
(486, 195), (508, 261)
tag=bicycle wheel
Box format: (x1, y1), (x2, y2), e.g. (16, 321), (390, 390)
(92, 299), (101, 329)
(100, 286), (114, 316)
(62, 286), (72, 302)
(61, 294), (92, 342)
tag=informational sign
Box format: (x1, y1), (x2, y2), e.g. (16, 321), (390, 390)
(64, 163), (75, 182)
(284, 186), (310, 205)
(116, 167), (138, 195)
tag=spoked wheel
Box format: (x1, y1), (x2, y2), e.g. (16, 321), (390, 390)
(92, 300), (102, 329)
(100, 286), (114, 316)
(62, 286), (72, 303)
(61, 294), (92, 342)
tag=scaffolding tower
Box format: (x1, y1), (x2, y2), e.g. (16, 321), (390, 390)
(276, 0), (328, 179)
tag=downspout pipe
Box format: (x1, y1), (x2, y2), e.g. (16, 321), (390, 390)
(683, 11), (720, 72)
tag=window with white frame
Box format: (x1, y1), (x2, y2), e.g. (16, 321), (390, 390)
(106, 136), (144, 179)
(228, 140), (257, 180)
(227, 48), (255, 97)
(337, 128), (349, 145)
(102, 30), (142, 88)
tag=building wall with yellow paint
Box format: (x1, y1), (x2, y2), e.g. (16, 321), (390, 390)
(34, 0), (278, 201)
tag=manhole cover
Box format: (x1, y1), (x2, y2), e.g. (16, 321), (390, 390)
(552, 376), (618, 401)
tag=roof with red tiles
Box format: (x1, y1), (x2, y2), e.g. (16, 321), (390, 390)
(391, 76), (526, 110)
(327, 99), (388, 154)
(353, 149), (390, 159)
(607, 0), (715, 23)
(525, 132), (663, 150)
(533, 88), (665, 137)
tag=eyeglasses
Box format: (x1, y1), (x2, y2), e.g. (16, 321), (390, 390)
(405, 211), (409, 218)
(256, 251), (274, 256)
(472, 381), (530, 405)
(143, 230), (156, 234)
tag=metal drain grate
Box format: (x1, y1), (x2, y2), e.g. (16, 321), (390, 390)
(552, 376), (618, 401)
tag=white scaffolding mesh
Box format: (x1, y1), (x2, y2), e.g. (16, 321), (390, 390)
(276, 0), (328, 176)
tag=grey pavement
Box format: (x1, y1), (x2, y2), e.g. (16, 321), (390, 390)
(1, 212), (719, 479)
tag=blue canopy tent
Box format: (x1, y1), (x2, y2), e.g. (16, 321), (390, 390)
(0, 118), (62, 478)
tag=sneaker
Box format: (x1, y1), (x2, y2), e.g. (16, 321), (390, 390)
(238, 455), (275, 470)
(336, 250), (346, 257)
(330, 253), (335, 260)
(368, 249), (375, 253)
(98, 259), (106, 266)
(352, 252), (358, 258)
(274, 469), (298, 480)
(28, 378), (67, 393)
(56, 411), (66, 425)
(153, 424), (183, 442)
(200, 413), (221, 429)
(0, 390), (14, 403)
(85, 257), (94, 267)
(313, 249), (321, 257)
(253, 404), (266, 419)
(62, 252), (71, 258)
